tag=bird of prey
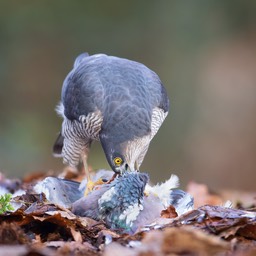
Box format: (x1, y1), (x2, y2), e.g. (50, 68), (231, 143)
(53, 53), (169, 192)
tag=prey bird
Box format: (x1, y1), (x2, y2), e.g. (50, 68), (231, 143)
(53, 53), (169, 193)
(34, 171), (194, 234)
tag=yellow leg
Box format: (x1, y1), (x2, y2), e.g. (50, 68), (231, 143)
(82, 152), (93, 196)
(82, 152), (104, 196)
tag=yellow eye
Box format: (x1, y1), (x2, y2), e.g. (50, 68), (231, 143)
(114, 157), (123, 166)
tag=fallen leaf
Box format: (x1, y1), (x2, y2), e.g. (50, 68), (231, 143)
(103, 242), (134, 256)
(0, 222), (30, 245)
(55, 241), (98, 256)
(237, 223), (256, 240)
(70, 227), (83, 243)
(220, 189), (256, 208)
(160, 205), (178, 218)
(23, 171), (54, 183)
(77, 216), (98, 228)
(0, 245), (28, 256)
(45, 210), (77, 220)
(187, 181), (223, 207)
(140, 227), (229, 256)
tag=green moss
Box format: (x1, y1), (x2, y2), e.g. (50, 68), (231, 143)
(0, 194), (14, 214)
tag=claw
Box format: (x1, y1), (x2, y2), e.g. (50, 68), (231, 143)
(106, 173), (118, 184)
(84, 178), (105, 196)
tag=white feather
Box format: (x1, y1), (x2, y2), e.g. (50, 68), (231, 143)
(145, 174), (180, 207)
(55, 102), (65, 118)
(173, 193), (194, 215)
(12, 189), (25, 197)
(33, 178), (51, 200)
(223, 200), (233, 208)
(98, 187), (117, 205)
(119, 203), (143, 225)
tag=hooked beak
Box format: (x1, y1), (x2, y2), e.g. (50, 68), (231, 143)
(115, 163), (131, 175)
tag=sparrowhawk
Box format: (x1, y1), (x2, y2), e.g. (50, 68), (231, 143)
(53, 53), (169, 191)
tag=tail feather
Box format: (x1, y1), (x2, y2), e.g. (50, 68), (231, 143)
(170, 189), (194, 216)
(53, 132), (64, 157)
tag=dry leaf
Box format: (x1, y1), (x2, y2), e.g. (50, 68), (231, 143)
(56, 241), (98, 256)
(0, 222), (30, 245)
(103, 242), (134, 256)
(139, 227), (229, 256)
(187, 181), (223, 207)
(237, 223), (256, 240)
(70, 227), (83, 243)
(160, 205), (178, 218)
(45, 210), (77, 220)
(1, 170), (256, 255)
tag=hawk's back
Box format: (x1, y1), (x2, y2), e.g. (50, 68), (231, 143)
(61, 54), (169, 142)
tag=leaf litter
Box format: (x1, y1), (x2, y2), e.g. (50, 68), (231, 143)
(0, 170), (255, 256)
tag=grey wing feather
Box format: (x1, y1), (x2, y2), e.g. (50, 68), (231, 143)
(72, 186), (109, 219)
(61, 54), (169, 140)
(159, 82), (170, 113)
(131, 193), (164, 233)
(60, 179), (84, 202)
(34, 177), (83, 208)
(61, 57), (105, 120)
(99, 59), (166, 143)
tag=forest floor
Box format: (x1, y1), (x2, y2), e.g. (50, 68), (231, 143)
(0, 168), (255, 256)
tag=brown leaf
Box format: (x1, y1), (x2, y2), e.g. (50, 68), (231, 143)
(58, 166), (88, 183)
(70, 227), (83, 243)
(23, 170), (54, 183)
(141, 227), (229, 256)
(220, 189), (256, 208)
(0, 222), (30, 245)
(55, 241), (98, 256)
(160, 205), (178, 218)
(237, 223), (256, 240)
(77, 216), (98, 228)
(96, 229), (121, 248)
(187, 181), (223, 207)
(45, 210), (77, 220)
(230, 237), (256, 256)
(200, 205), (256, 219)
(103, 242), (134, 256)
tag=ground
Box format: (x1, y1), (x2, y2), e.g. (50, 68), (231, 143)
(0, 168), (255, 256)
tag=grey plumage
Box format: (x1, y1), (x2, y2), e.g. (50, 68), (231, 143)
(34, 171), (194, 234)
(34, 177), (83, 208)
(54, 53), (169, 173)
(72, 172), (148, 232)
(72, 172), (193, 233)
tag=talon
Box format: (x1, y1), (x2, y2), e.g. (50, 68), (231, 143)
(84, 178), (105, 196)
(144, 191), (149, 197)
(106, 173), (118, 184)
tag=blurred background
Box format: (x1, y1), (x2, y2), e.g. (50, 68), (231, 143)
(1, 1), (256, 190)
